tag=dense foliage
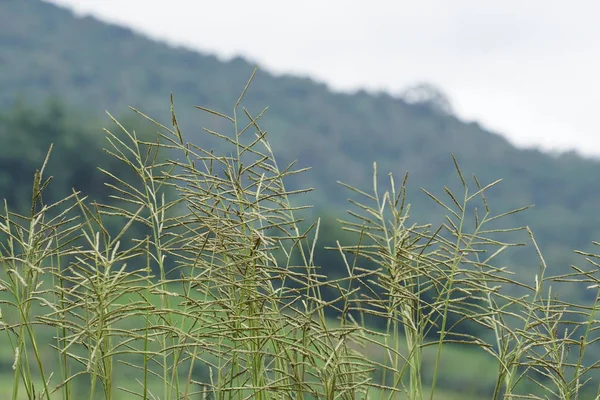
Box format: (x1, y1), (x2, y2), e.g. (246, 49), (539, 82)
(1, 81), (598, 399)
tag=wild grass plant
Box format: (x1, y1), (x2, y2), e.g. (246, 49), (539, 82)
(0, 70), (599, 399)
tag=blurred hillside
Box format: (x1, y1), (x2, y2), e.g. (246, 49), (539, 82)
(1, 0), (600, 306)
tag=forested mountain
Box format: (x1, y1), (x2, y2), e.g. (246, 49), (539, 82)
(2, 0), (600, 306)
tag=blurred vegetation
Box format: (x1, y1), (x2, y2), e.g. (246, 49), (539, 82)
(3, 1), (600, 302)
(1, 0), (600, 395)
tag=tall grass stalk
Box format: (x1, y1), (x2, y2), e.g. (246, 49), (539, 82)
(0, 70), (599, 399)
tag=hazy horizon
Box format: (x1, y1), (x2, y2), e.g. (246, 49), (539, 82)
(45, 0), (600, 159)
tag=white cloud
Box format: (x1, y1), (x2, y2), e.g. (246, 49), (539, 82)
(46, 0), (600, 157)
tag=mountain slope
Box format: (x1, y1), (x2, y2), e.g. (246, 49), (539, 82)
(2, 0), (600, 300)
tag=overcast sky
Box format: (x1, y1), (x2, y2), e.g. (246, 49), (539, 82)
(47, 0), (600, 158)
